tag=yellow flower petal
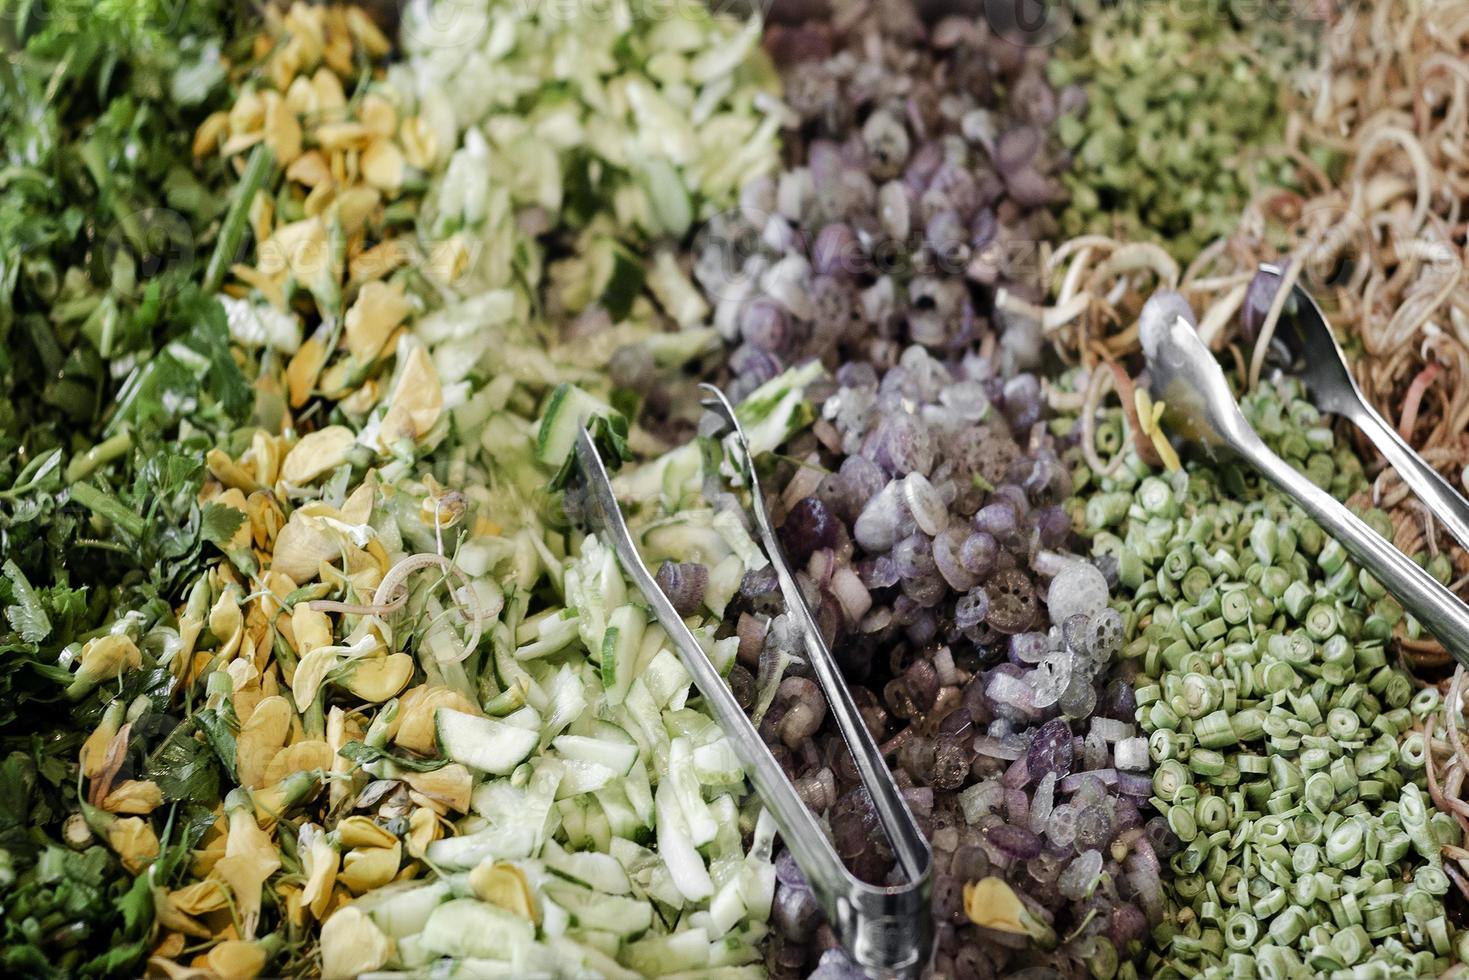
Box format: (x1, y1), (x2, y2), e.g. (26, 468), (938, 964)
(101, 779), (164, 815)
(262, 740), (335, 787)
(298, 823), (340, 920)
(338, 843), (402, 895)
(402, 764), (473, 815)
(262, 91), (302, 167)
(168, 879), (232, 916)
(1133, 388), (1155, 437)
(237, 696), (294, 789)
(338, 816), (398, 850)
(377, 345), (442, 448)
(206, 939), (268, 980)
(344, 281), (412, 364)
(962, 877), (1028, 934)
(320, 906), (392, 979)
(337, 653), (414, 703)
(469, 860), (538, 923)
(107, 817), (160, 874)
(281, 426), (358, 485)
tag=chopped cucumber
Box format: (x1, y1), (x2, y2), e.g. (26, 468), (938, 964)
(600, 604), (646, 706)
(553, 734), (639, 776)
(354, 880), (450, 939)
(655, 780), (713, 902)
(553, 758), (618, 799)
(692, 738), (744, 785)
(425, 823), (539, 868)
(622, 927), (711, 976)
(542, 839), (633, 895)
(541, 880), (654, 940)
(418, 898), (535, 960)
(436, 707), (538, 775)
(535, 383), (615, 470)
(667, 736), (718, 845)
(642, 647), (692, 709)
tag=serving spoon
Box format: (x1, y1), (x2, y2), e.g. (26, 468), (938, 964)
(1255, 263), (1469, 555)
(1141, 309), (1469, 669)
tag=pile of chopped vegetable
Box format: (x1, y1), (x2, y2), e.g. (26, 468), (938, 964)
(1059, 294), (1467, 975)
(1049, 0), (1316, 262)
(0, 1), (258, 975)
(8, 1), (1469, 978)
(682, 5), (1169, 978)
(2, 1), (821, 977)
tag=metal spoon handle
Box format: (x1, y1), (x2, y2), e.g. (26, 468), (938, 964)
(1341, 401), (1469, 557)
(1236, 431), (1469, 667)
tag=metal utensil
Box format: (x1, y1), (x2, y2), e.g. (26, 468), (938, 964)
(573, 384), (934, 979)
(1141, 311), (1469, 669)
(1256, 263), (1469, 555)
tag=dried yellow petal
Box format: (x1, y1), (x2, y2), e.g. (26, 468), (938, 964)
(311, 68), (347, 116)
(194, 111), (229, 158)
(402, 764), (473, 815)
(108, 817), (160, 874)
(316, 121), (373, 152)
(284, 75), (319, 116)
(168, 879), (231, 916)
(338, 843), (401, 894)
(332, 186), (382, 237)
(286, 149), (333, 188)
(209, 588), (244, 662)
(349, 239), (410, 285)
(262, 92), (303, 166)
(270, 510), (339, 584)
(218, 807), (282, 940)
(206, 448), (262, 493)
(260, 216), (329, 283)
(345, 281), (411, 363)
(80, 703), (124, 780)
(361, 139), (405, 193)
(228, 90), (265, 140)
(237, 696), (294, 789)
(281, 426), (358, 485)
(338, 653), (414, 703)
(206, 940), (268, 980)
(320, 906), (391, 979)
(345, 7), (392, 57)
(470, 860), (538, 923)
(359, 93), (397, 139)
(377, 345), (442, 447)
(262, 739), (334, 787)
(286, 333), (328, 409)
(398, 116), (436, 170)
(339, 815), (398, 850)
(76, 634), (142, 687)
(291, 603), (332, 656)
(101, 779), (164, 815)
(406, 807), (442, 860)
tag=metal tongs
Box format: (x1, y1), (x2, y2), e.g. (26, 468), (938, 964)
(1255, 263), (1469, 555)
(573, 385), (934, 978)
(1140, 301), (1469, 670)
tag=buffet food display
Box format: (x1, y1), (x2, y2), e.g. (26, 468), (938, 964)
(1, 1), (1466, 977)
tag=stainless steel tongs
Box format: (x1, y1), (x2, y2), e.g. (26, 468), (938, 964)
(573, 384), (934, 979)
(1255, 263), (1469, 555)
(1140, 307), (1469, 670)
